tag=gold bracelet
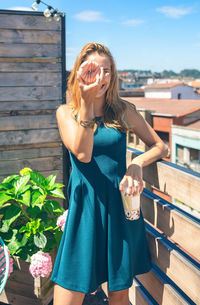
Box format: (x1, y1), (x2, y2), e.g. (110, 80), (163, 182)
(79, 119), (95, 128)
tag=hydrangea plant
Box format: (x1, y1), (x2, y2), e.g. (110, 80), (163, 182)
(0, 168), (68, 278)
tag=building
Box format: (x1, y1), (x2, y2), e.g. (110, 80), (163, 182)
(144, 82), (200, 99)
(172, 120), (200, 173)
(124, 98), (200, 163)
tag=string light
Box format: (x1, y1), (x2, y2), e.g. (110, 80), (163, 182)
(31, 0), (65, 21)
(31, 0), (40, 11)
(44, 6), (52, 18)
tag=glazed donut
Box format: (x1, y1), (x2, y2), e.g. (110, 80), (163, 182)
(80, 61), (101, 83)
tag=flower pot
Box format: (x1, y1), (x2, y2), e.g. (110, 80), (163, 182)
(0, 249), (57, 305)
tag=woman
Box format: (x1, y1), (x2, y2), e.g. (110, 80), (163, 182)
(51, 42), (168, 305)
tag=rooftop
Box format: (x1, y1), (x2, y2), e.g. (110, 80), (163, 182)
(144, 81), (185, 89)
(186, 120), (200, 130)
(123, 97), (200, 117)
(187, 81), (200, 88)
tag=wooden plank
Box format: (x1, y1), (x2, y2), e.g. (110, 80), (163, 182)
(0, 128), (60, 146)
(0, 72), (61, 87)
(141, 191), (200, 260)
(0, 14), (61, 30)
(128, 149), (200, 211)
(0, 58), (60, 63)
(0, 44), (61, 57)
(0, 286), (53, 305)
(0, 114), (57, 131)
(137, 269), (190, 305)
(0, 156), (62, 175)
(0, 290), (40, 305)
(0, 87), (62, 101)
(0, 109), (58, 117)
(146, 224), (200, 305)
(0, 62), (61, 72)
(0, 146), (62, 160)
(0, 142), (61, 151)
(0, 29), (61, 44)
(0, 100), (61, 112)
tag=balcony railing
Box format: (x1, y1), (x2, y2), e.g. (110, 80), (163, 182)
(102, 147), (200, 305)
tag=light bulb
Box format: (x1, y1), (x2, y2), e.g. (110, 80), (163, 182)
(54, 13), (61, 22)
(31, 1), (40, 11)
(46, 16), (53, 22)
(44, 7), (52, 18)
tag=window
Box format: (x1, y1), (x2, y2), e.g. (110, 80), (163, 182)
(177, 144), (184, 162)
(156, 131), (169, 146)
(190, 148), (199, 161)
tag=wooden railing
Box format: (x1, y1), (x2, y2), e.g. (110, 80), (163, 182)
(103, 148), (200, 305)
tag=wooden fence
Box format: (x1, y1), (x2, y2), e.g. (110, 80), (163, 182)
(0, 10), (69, 206)
(103, 148), (200, 305)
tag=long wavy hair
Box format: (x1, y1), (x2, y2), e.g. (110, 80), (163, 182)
(67, 42), (132, 132)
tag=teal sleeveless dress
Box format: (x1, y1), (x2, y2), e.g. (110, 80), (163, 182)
(51, 117), (152, 293)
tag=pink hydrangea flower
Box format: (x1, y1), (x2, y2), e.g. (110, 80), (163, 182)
(56, 210), (68, 231)
(29, 251), (52, 278)
(0, 245), (13, 278)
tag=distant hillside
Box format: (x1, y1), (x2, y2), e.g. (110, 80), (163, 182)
(118, 69), (200, 79)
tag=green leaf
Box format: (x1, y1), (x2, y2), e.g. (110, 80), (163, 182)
(54, 230), (63, 247)
(1, 175), (18, 184)
(0, 182), (13, 190)
(20, 190), (31, 206)
(0, 205), (22, 232)
(30, 171), (45, 187)
(0, 192), (12, 206)
(44, 232), (57, 250)
(48, 188), (65, 199)
(32, 218), (41, 234)
(52, 183), (65, 189)
(45, 175), (56, 188)
(14, 175), (30, 195)
(7, 229), (22, 254)
(34, 232), (47, 249)
(44, 200), (64, 215)
(20, 233), (28, 247)
(0, 221), (9, 233)
(26, 206), (41, 216)
(32, 191), (45, 207)
(19, 226), (26, 233)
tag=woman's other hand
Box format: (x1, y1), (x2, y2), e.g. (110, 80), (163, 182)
(119, 163), (144, 196)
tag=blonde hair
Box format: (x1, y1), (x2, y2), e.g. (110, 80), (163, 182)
(67, 42), (133, 132)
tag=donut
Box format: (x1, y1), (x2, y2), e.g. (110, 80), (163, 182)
(80, 61), (100, 83)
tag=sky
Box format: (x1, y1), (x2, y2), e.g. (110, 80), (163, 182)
(1, 0), (200, 72)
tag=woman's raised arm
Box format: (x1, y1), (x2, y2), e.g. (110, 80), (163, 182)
(119, 102), (168, 195)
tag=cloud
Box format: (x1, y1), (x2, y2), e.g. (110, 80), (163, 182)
(74, 10), (110, 22)
(122, 19), (145, 26)
(8, 6), (32, 11)
(156, 6), (193, 19)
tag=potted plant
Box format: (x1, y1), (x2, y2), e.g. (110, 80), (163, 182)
(0, 168), (68, 304)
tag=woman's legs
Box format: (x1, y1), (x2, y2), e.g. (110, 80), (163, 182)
(53, 284), (85, 305)
(108, 287), (130, 305)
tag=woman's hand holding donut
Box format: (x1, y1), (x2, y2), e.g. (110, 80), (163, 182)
(77, 60), (104, 104)
(119, 163), (144, 196)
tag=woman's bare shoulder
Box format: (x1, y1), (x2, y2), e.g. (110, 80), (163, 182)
(120, 98), (137, 112)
